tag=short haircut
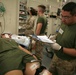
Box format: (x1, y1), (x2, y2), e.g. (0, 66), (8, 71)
(62, 2), (76, 15)
(38, 5), (46, 12)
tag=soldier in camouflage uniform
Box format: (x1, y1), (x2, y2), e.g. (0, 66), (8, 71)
(49, 2), (76, 75)
(25, 7), (37, 36)
(34, 5), (47, 61)
(24, 7), (37, 51)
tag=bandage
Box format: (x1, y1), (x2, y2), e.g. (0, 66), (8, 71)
(5, 34), (10, 38)
(30, 62), (39, 70)
(25, 62), (40, 75)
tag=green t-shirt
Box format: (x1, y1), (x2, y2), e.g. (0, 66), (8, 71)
(55, 23), (76, 60)
(0, 38), (19, 53)
(37, 16), (47, 35)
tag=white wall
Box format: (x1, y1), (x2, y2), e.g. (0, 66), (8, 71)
(0, 0), (19, 34)
(27, 0), (60, 13)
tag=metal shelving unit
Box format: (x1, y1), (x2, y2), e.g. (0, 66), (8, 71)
(18, 0), (27, 35)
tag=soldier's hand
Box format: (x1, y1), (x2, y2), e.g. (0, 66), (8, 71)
(51, 42), (62, 51)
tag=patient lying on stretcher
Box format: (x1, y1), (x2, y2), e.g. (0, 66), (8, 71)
(0, 33), (52, 75)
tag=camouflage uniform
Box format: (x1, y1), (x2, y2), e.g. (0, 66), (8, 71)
(25, 16), (37, 51)
(35, 40), (44, 61)
(34, 15), (47, 61)
(25, 16), (36, 36)
(49, 54), (76, 75)
(49, 23), (76, 75)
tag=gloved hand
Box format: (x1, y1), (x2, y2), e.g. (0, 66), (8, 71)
(49, 34), (57, 41)
(51, 42), (62, 51)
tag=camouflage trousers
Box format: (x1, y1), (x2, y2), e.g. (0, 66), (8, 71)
(49, 54), (76, 75)
(34, 40), (44, 61)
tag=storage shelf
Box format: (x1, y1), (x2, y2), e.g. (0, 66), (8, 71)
(18, 0), (27, 35)
(19, 9), (25, 11)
